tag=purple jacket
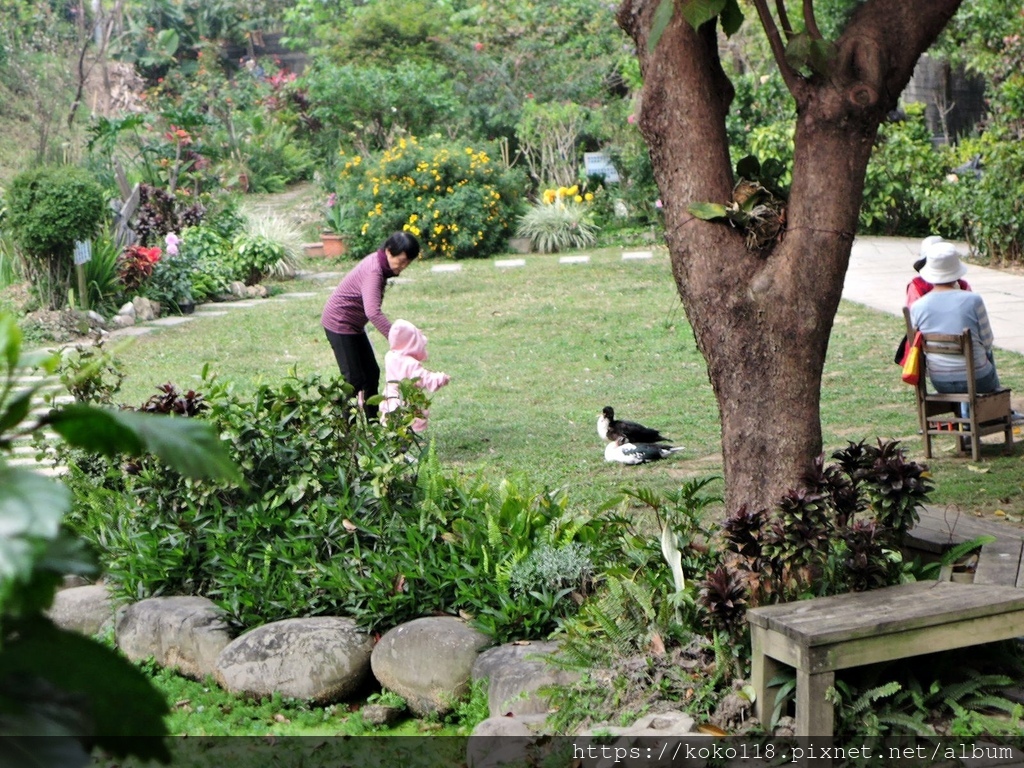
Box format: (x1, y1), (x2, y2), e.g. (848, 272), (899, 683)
(321, 250), (396, 337)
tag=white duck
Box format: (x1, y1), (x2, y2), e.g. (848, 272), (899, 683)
(604, 437), (684, 465)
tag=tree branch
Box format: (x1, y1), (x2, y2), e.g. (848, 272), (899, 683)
(750, 0), (803, 96)
(773, 0), (793, 38)
(802, 0), (823, 40)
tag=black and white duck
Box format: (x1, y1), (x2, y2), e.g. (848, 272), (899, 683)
(597, 406), (670, 444)
(604, 437), (684, 465)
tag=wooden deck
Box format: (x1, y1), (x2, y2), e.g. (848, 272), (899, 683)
(907, 504), (1024, 587)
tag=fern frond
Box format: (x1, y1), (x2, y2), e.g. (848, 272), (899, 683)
(939, 675), (1014, 704)
(962, 695), (1024, 716)
(875, 711), (935, 735)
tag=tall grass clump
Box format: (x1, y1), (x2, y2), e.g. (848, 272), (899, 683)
(517, 185), (598, 253)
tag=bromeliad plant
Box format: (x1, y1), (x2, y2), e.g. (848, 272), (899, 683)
(700, 439), (931, 645)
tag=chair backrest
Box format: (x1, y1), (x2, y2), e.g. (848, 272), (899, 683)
(902, 306), (979, 398)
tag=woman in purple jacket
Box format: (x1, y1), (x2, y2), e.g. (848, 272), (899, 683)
(321, 231), (420, 418)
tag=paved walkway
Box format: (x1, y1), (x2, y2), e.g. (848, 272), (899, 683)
(845, 236), (1024, 355)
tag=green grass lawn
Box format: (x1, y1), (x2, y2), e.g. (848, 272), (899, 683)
(105, 244), (1024, 519)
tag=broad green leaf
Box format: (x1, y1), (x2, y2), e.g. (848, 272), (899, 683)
(0, 465), (68, 540)
(44, 405), (145, 457)
(688, 202), (730, 220)
(0, 617), (170, 761)
(648, 0), (676, 53)
(720, 0), (745, 36)
(155, 28), (180, 58)
(16, 349), (60, 374)
(785, 32), (813, 71)
(0, 389), (33, 434)
(679, 0), (726, 31)
(45, 406), (242, 484)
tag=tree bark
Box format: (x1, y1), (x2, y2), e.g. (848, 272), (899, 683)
(618, 0), (963, 513)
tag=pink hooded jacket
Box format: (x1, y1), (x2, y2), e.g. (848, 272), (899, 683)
(380, 320), (450, 432)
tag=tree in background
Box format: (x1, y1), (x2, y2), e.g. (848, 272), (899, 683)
(617, 0), (964, 513)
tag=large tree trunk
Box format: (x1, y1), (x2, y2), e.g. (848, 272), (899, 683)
(618, 0), (963, 513)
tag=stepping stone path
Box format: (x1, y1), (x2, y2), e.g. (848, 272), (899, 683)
(494, 258), (526, 268)
(6, 367), (73, 477)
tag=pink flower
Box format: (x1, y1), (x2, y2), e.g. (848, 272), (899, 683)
(165, 233), (180, 256)
(655, 199), (663, 209)
(473, 42), (484, 52)
(327, 192), (338, 207)
(627, 114), (636, 124)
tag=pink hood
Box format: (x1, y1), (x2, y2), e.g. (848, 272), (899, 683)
(388, 319), (428, 361)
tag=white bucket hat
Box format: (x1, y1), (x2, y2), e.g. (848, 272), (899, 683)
(919, 242), (968, 285)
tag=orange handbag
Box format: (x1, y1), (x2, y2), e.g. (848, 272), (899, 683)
(901, 332), (923, 385)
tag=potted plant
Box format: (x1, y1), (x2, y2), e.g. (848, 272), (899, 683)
(322, 193), (349, 258)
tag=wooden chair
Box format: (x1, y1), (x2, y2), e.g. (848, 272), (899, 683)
(903, 307), (1013, 461)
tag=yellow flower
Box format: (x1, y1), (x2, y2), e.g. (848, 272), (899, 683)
(574, 195), (583, 203)
(585, 192), (594, 201)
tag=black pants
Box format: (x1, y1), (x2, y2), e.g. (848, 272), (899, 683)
(324, 329), (379, 419)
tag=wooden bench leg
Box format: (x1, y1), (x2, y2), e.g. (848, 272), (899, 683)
(795, 668), (835, 736)
(750, 626), (784, 728)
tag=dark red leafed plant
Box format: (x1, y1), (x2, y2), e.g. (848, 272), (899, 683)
(699, 565), (749, 636)
(117, 244), (162, 292)
(141, 383), (207, 417)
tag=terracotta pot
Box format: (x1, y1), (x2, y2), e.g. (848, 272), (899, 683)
(321, 232), (347, 258)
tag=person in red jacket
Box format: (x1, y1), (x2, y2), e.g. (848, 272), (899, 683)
(321, 231), (420, 418)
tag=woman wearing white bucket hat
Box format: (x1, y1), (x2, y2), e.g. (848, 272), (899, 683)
(905, 235), (971, 306)
(909, 242), (1001, 394)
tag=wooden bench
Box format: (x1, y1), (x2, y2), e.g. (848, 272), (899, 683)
(747, 581), (1024, 736)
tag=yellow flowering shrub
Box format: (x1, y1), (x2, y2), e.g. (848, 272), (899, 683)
(333, 136), (526, 259)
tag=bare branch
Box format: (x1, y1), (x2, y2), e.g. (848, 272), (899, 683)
(774, 0), (793, 38)
(750, 0), (804, 96)
(802, 0), (823, 40)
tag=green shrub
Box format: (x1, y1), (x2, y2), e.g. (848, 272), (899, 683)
(64, 367), (608, 638)
(231, 232), (286, 285)
(922, 135), (1024, 264)
(64, 371), (423, 628)
(4, 166), (106, 309)
(859, 105), (943, 236)
(333, 135), (526, 259)
(303, 60), (462, 160)
(178, 225), (233, 300)
(145, 251), (196, 312)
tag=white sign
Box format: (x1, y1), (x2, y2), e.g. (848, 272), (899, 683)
(583, 152), (620, 183)
(73, 240), (92, 265)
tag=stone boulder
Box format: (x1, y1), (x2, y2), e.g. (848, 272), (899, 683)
(46, 584), (116, 636)
(131, 296), (161, 321)
(116, 596), (231, 680)
(471, 640), (578, 718)
(215, 616), (373, 704)
(371, 616), (492, 716)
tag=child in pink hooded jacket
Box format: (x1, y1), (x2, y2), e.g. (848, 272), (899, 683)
(380, 319), (450, 433)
